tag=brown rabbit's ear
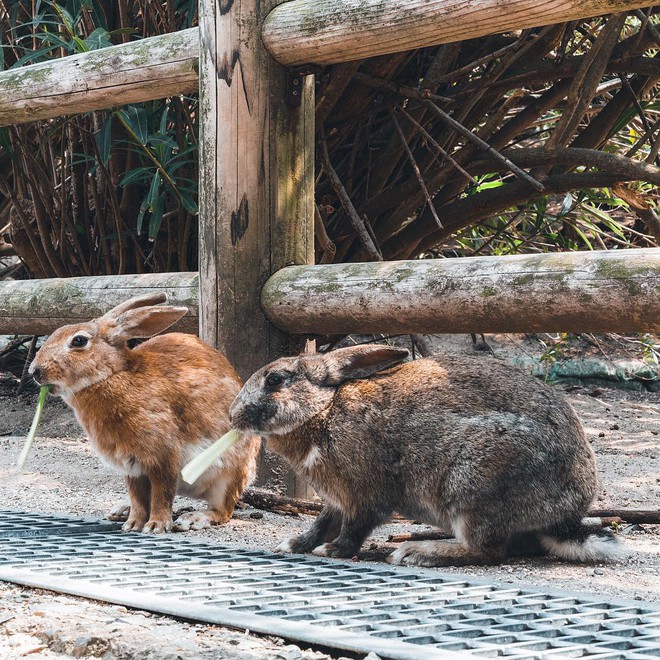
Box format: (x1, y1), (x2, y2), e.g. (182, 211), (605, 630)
(322, 345), (409, 385)
(99, 293), (168, 322)
(105, 305), (188, 343)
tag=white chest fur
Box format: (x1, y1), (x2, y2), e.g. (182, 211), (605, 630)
(94, 445), (144, 477)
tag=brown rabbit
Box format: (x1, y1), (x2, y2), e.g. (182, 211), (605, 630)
(29, 293), (260, 533)
(230, 345), (625, 566)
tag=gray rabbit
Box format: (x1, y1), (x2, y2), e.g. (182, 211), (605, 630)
(230, 345), (624, 566)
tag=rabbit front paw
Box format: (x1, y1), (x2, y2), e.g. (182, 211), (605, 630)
(276, 537), (303, 553)
(173, 511), (213, 532)
(312, 542), (355, 558)
(276, 536), (323, 554)
(106, 503), (131, 521)
(142, 518), (173, 534)
(122, 515), (148, 532)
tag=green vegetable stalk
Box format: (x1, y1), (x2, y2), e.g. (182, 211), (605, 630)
(17, 385), (50, 470)
(181, 429), (241, 485)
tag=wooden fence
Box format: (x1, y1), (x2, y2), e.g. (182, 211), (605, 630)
(0, 0), (659, 493)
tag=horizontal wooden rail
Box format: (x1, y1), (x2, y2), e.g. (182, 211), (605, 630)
(3, 249), (658, 337)
(0, 272), (198, 335)
(263, 0), (657, 66)
(0, 28), (199, 126)
(261, 249), (660, 335)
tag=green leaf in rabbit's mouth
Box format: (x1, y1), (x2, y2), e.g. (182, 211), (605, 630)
(181, 429), (241, 485)
(17, 385), (50, 470)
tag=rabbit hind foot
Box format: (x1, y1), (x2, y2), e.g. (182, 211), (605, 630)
(106, 503), (130, 521)
(173, 508), (233, 531)
(388, 539), (507, 567)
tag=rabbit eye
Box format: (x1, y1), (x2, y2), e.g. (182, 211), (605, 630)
(70, 335), (89, 349)
(265, 373), (284, 388)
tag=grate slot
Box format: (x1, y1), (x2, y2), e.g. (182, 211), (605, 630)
(0, 509), (119, 536)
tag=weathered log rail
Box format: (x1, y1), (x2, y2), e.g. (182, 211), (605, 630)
(263, 0), (658, 66)
(0, 2), (657, 124)
(261, 248), (660, 335)
(0, 28), (198, 126)
(2, 249), (656, 337)
(0, 272), (198, 335)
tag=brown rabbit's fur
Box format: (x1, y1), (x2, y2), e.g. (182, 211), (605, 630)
(230, 345), (625, 566)
(30, 294), (260, 533)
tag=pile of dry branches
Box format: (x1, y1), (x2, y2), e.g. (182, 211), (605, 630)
(314, 11), (660, 264)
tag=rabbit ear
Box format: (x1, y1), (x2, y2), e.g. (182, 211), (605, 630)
(100, 293), (168, 322)
(322, 345), (409, 385)
(105, 305), (188, 343)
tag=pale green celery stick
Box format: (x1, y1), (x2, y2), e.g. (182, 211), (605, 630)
(181, 428), (241, 485)
(17, 385), (49, 470)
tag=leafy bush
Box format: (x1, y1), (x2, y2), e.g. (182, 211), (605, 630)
(0, 0), (198, 277)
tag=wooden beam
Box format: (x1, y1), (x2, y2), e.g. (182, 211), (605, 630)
(0, 272), (198, 336)
(198, 0), (314, 495)
(261, 248), (660, 335)
(0, 28), (198, 126)
(263, 0), (656, 67)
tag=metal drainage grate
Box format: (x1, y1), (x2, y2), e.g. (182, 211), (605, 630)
(0, 509), (119, 537)
(0, 515), (658, 659)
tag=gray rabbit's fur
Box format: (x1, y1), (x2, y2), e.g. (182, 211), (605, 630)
(230, 345), (624, 566)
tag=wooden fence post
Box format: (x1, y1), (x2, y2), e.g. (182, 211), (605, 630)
(198, 0), (314, 495)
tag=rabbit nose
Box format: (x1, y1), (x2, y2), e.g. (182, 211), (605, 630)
(31, 365), (44, 384)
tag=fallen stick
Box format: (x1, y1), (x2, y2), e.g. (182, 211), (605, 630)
(388, 530), (454, 543)
(587, 508), (660, 524)
(240, 487), (324, 516)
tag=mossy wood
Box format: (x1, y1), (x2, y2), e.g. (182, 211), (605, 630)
(262, 248), (660, 335)
(0, 28), (198, 126)
(198, 0), (315, 496)
(263, 0), (657, 66)
(0, 272), (198, 335)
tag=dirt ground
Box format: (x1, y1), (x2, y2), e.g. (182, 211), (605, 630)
(0, 333), (658, 658)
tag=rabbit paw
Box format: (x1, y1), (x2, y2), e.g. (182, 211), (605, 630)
(173, 511), (213, 532)
(312, 543), (353, 558)
(388, 541), (442, 567)
(276, 537), (302, 554)
(106, 504), (131, 522)
(142, 518), (173, 534)
(122, 516), (147, 532)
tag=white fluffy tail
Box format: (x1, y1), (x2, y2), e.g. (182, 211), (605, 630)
(541, 531), (628, 562)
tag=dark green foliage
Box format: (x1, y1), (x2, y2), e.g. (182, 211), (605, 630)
(0, 0), (198, 276)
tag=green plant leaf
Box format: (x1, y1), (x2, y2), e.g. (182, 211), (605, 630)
(180, 192), (198, 215)
(119, 166), (154, 187)
(95, 116), (112, 166)
(148, 191), (165, 240)
(84, 27), (112, 50)
(556, 193), (574, 219)
(148, 134), (178, 150)
(118, 106), (149, 145)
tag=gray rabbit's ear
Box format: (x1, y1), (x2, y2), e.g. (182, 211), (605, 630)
(105, 306), (188, 344)
(322, 345), (409, 385)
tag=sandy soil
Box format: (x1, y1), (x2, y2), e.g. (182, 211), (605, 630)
(0, 334), (658, 658)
